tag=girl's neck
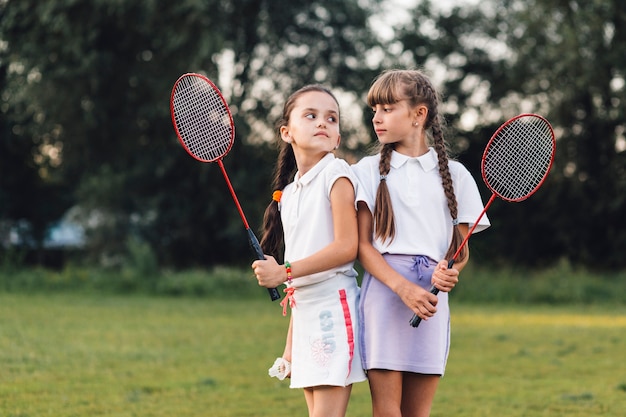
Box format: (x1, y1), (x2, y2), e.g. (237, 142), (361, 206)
(391, 130), (429, 157)
(394, 141), (429, 158)
(295, 151), (330, 178)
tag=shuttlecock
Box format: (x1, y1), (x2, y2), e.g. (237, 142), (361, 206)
(268, 357), (291, 380)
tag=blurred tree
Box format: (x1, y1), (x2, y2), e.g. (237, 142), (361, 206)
(0, 44), (71, 258)
(0, 0), (383, 267)
(4, 0), (623, 270)
(395, 0), (626, 269)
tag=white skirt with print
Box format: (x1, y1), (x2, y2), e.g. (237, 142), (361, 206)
(288, 273), (367, 389)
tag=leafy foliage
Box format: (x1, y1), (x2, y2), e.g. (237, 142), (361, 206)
(395, 0), (626, 268)
(1, 0), (625, 269)
(0, 0), (383, 267)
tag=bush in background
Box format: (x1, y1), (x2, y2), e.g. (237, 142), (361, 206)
(451, 259), (625, 305)
(0, 255), (624, 306)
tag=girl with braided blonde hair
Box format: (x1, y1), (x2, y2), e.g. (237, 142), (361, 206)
(352, 69), (490, 417)
(252, 85), (366, 417)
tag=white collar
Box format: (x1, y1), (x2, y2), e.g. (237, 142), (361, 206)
(390, 147), (438, 172)
(293, 153), (336, 187)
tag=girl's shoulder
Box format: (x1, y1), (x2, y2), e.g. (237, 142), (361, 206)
(351, 154), (380, 184)
(327, 155), (352, 172)
(353, 153), (380, 166)
(447, 158), (481, 188)
(447, 158), (472, 176)
(324, 156), (356, 182)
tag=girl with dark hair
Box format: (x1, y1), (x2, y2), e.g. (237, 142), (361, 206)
(252, 85), (366, 417)
(352, 69), (490, 417)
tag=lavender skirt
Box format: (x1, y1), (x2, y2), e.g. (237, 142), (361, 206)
(358, 254), (450, 375)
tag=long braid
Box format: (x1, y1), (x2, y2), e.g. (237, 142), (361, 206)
(422, 81), (467, 263)
(374, 143), (395, 242)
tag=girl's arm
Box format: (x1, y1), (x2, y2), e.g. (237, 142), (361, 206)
(282, 315), (293, 364)
(356, 201), (439, 321)
(268, 315), (292, 380)
(253, 177), (358, 288)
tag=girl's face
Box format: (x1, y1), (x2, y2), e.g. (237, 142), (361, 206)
(371, 99), (429, 154)
(280, 91), (340, 156)
(371, 100), (416, 145)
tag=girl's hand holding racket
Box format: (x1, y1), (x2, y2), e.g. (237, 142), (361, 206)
(170, 73), (281, 301)
(396, 278), (438, 320)
(410, 113), (556, 327)
(430, 260), (459, 293)
(252, 256), (288, 289)
(404, 261), (457, 322)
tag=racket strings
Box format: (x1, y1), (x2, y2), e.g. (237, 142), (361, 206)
(484, 117), (554, 201)
(172, 76), (233, 162)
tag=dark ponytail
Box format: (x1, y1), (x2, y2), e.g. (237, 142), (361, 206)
(260, 143), (296, 261)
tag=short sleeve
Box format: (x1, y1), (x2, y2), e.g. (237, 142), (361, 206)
(325, 158), (358, 208)
(351, 155), (378, 214)
(453, 163), (491, 233)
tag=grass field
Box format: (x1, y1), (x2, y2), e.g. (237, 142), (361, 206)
(1, 293), (625, 416)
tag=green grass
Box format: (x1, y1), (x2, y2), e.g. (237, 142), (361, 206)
(0, 293), (625, 416)
(437, 306), (626, 416)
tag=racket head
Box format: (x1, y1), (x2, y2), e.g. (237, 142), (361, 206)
(170, 73), (234, 163)
(481, 113), (556, 202)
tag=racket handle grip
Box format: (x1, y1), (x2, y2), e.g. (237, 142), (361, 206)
(247, 229), (281, 301)
(409, 259), (456, 328)
(408, 286), (439, 327)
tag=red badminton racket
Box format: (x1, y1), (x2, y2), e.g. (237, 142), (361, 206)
(410, 113), (556, 327)
(170, 73), (281, 301)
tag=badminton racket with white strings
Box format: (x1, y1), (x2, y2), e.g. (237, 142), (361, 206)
(170, 73), (281, 301)
(409, 113), (556, 327)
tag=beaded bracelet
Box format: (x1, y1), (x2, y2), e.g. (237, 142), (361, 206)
(285, 261), (293, 284)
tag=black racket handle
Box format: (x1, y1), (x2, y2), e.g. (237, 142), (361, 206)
(409, 259), (455, 328)
(247, 229), (281, 301)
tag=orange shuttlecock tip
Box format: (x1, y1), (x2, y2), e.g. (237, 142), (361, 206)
(272, 190), (282, 202)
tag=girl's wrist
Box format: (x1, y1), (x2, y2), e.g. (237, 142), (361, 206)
(392, 277), (411, 296)
(284, 261), (293, 284)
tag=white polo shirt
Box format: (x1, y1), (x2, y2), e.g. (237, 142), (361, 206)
(281, 153), (358, 287)
(352, 147), (490, 260)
